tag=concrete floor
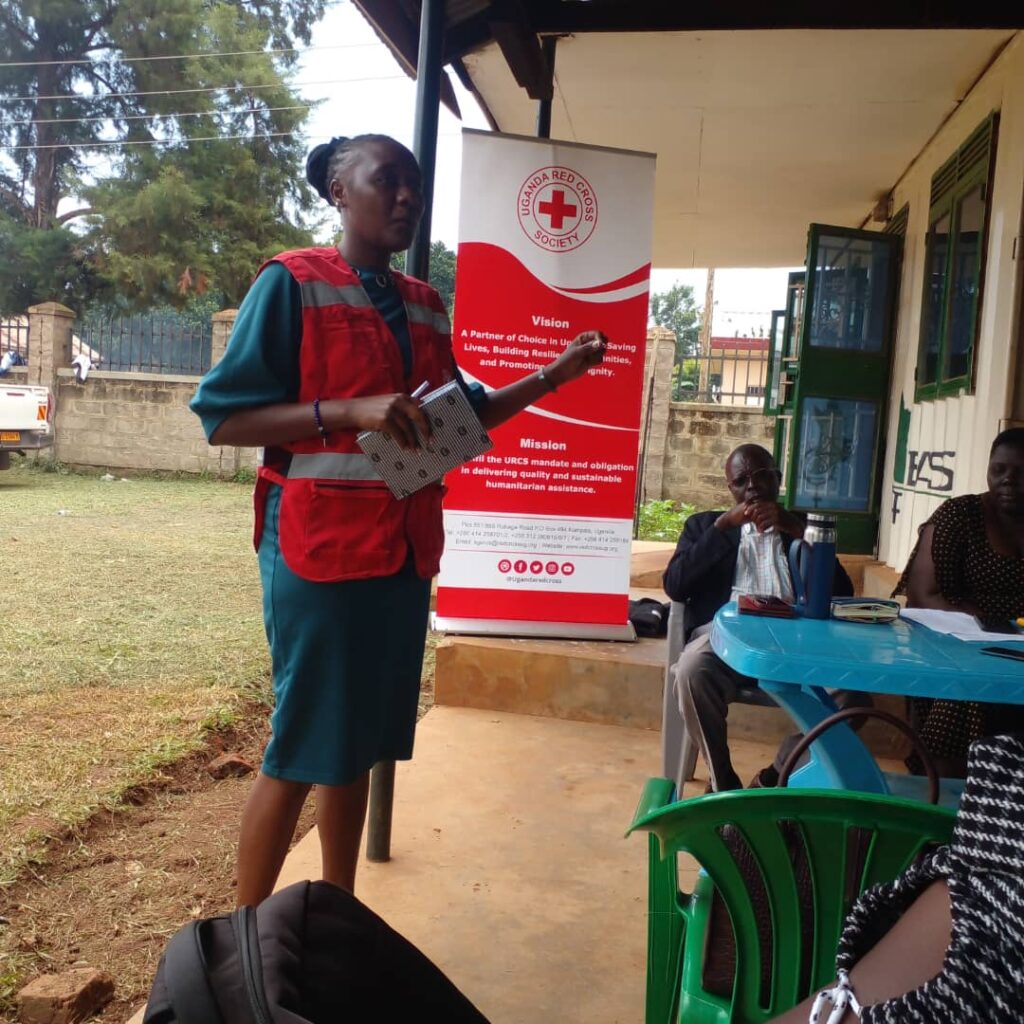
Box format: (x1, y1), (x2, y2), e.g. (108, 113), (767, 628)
(126, 706), (787, 1024)
(276, 706), (786, 1024)
(279, 706), (660, 1024)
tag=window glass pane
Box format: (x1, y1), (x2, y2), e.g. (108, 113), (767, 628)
(793, 397), (877, 512)
(784, 278), (804, 360)
(806, 234), (892, 352)
(765, 311), (785, 413)
(776, 414), (792, 497)
(944, 185), (984, 382)
(918, 212), (950, 386)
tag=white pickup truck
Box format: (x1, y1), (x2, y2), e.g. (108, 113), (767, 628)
(0, 383), (53, 470)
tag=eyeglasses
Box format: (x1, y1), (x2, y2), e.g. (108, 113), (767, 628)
(727, 467), (782, 490)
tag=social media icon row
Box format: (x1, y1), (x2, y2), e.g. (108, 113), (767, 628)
(498, 558), (575, 576)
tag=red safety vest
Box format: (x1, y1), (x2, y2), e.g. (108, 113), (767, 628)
(253, 247), (454, 583)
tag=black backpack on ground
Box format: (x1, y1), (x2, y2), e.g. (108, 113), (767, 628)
(628, 598), (670, 638)
(143, 880), (490, 1023)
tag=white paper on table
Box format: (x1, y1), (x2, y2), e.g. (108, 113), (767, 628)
(900, 607), (1024, 642)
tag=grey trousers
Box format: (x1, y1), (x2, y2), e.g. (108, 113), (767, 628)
(672, 630), (872, 792)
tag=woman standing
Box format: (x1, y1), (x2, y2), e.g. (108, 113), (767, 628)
(895, 427), (1024, 777)
(192, 134), (608, 904)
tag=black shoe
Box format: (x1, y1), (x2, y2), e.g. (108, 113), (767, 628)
(708, 772), (743, 793)
(747, 765), (780, 789)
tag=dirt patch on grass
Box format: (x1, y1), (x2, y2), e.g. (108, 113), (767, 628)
(0, 701), (303, 1021)
(0, 691), (440, 1023)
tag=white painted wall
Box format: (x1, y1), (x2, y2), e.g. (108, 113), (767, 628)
(877, 33), (1024, 571)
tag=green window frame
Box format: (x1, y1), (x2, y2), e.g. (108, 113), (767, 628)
(915, 113), (998, 401)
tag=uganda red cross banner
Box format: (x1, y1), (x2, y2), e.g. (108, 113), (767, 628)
(434, 130), (656, 639)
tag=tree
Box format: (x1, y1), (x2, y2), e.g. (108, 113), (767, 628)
(390, 239), (458, 316)
(649, 281), (701, 399)
(0, 217), (100, 314)
(0, 0), (325, 310)
(425, 239), (456, 314)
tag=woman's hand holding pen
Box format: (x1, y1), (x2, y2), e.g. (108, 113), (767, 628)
(322, 382), (432, 451)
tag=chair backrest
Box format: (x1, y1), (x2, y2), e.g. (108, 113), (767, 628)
(628, 782), (956, 1023)
(666, 600), (689, 668)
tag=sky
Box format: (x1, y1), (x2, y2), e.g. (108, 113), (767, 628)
(297, 4), (797, 337)
(22, 2), (795, 335)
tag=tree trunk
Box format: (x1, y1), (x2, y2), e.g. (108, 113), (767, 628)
(30, 30), (61, 227)
(697, 267), (715, 400)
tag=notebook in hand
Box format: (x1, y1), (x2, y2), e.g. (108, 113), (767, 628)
(356, 380), (492, 499)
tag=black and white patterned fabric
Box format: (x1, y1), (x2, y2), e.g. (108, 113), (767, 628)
(832, 733), (1024, 1022)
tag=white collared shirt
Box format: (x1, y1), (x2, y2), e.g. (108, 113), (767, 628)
(731, 522), (795, 603)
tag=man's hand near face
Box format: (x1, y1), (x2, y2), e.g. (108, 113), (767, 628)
(716, 499), (805, 536)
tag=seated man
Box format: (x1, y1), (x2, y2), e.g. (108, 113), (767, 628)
(663, 443), (856, 792)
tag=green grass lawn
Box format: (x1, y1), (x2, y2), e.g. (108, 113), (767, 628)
(0, 462), (272, 882)
(0, 461), (440, 886)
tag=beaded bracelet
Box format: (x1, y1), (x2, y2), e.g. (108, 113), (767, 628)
(809, 970), (862, 1023)
(312, 398), (328, 446)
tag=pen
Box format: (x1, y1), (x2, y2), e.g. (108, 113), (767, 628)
(409, 380), (433, 451)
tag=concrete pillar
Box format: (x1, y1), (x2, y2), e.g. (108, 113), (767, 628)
(210, 309), (237, 367)
(640, 325), (675, 502)
(26, 302), (75, 392)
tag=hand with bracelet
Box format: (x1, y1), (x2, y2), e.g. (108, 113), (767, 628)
(474, 328), (609, 430)
(312, 330), (608, 451)
(218, 331), (609, 452)
(540, 330), (609, 390)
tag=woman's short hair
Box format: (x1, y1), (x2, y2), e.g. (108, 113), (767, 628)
(304, 135), (416, 203)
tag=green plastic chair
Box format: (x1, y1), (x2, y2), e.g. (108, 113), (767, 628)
(626, 780), (956, 1024)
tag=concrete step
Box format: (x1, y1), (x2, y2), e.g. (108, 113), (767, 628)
(435, 633), (668, 731)
(432, 540), (910, 755)
(434, 631), (807, 745)
(434, 629), (909, 758)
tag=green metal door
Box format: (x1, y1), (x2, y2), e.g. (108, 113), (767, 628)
(780, 225), (901, 554)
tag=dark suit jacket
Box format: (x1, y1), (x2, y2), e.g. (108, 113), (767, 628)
(662, 510), (854, 634)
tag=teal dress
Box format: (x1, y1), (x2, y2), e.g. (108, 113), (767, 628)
(191, 260), (484, 786)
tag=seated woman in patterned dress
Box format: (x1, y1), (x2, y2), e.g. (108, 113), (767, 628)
(770, 731), (1024, 1023)
(893, 427), (1024, 777)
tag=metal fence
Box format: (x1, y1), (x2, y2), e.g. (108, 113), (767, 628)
(0, 317), (30, 362)
(673, 349), (769, 407)
(79, 314), (211, 375)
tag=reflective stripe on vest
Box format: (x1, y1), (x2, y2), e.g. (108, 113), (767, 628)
(299, 280), (373, 309)
(406, 302), (450, 336)
(287, 452), (382, 481)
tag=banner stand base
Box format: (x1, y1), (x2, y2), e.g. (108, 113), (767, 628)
(432, 614), (636, 642)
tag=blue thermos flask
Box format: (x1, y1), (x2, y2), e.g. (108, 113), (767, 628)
(788, 514), (837, 619)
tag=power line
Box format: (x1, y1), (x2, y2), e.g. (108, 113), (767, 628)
(0, 41), (378, 69)
(3, 130), (304, 151)
(0, 75), (405, 105)
(0, 103), (312, 128)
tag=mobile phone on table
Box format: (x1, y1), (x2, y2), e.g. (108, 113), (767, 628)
(737, 593), (794, 618)
(980, 646), (1024, 662)
(976, 616), (1020, 635)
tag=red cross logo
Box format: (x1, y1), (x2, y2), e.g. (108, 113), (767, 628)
(517, 165), (598, 253)
(537, 189), (578, 229)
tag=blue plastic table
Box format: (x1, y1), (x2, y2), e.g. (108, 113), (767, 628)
(710, 602), (1024, 800)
